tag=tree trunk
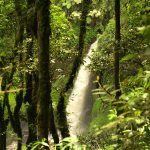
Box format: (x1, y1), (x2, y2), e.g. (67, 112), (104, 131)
(49, 100), (59, 144)
(0, 97), (9, 150)
(114, 1), (122, 146)
(26, 72), (38, 148)
(0, 74), (7, 150)
(114, 0), (121, 100)
(36, 0), (51, 142)
(25, 0), (38, 147)
(14, 1), (24, 149)
(14, 92), (23, 150)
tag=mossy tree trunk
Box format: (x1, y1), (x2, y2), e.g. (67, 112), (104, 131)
(36, 0), (54, 144)
(49, 96), (59, 144)
(0, 104), (6, 150)
(0, 106), (8, 150)
(0, 74), (9, 150)
(13, 1), (24, 149)
(0, 102), (6, 150)
(57, 0), (92, 139)
(25, 0), (38, 147)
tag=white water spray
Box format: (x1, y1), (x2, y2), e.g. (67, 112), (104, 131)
(67, 40), (98, 136)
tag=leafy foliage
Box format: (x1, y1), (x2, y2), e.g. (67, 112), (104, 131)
(0, 0), (150, 149)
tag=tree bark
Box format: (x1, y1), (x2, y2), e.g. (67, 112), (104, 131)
(0, 76), (9, 150)
(114, 0), (121, 100)
(25, 0), (38, 146)
(14, 92), (23, 150)
(0, 106), (8, 150)
(36, 0), (50, 142)
(49, 98), (59, 144)
(26, 73), (38, 147)
(14, 1), (24, 149)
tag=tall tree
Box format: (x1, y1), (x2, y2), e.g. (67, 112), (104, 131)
(12, 1), (24, 149)
(8, 1), (24, 149)
(25, 0), (59, 145)
(114, 0), (121, 100)
(36, 0), (53, 143)
(25, 0), (38, 146)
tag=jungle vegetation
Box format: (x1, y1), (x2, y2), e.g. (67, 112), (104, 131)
(0, 0), (150, 149)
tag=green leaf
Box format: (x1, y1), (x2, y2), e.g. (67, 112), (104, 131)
(87, 17), (92, 24)
(66, 3), (71, 9)
(40, 142), (49, 147)
(121, 54), (137, 62)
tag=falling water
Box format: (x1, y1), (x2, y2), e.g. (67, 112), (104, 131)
(67, 40), (98, 136)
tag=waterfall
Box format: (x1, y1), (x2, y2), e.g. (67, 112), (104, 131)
(67, 40), (98, 136)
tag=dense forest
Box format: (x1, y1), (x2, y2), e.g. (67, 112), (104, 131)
(0, 0), (150, 149)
